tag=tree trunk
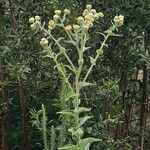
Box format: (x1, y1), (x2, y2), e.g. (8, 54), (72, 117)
(8, 0), (30, 149)
(0, 2), (9, 150)
(18, 79), (30, 150)
(0, 59), (9, 150)
(139, 65), (148, 150)
(124, 99), (134, 137)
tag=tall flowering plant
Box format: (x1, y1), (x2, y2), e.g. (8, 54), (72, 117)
(29, 4), (124, 150)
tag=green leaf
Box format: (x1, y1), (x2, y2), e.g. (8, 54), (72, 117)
(74, 107), (91, 114)
(58, 144), (78, 150)
(69, 127), (84, 137)
(79, 116), (93, 126)
(83, 46), (91, 52)
(79, 138), (102, 150)
(65, 40), (77, 46)
(65, 93), (78, 102)
(79, 82), (96, 88)
(89, 56), (96, 65)
(57, 110), (76, 117)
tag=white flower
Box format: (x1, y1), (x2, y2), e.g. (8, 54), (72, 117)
(113, 15), (124, 27)
(55, 10), (61, 15)
(53, 15), (59, 21)
(64, 9), (70, 15)
(98, 12), (104, 18)
(83, 9), (89, 16)
(86, 4), (92, 10)
(73, 25), (80, 30)
(35, 16), (41, 21)
(90, 9), (96, 14)
(94, 13), (99, 20)
(77, 16), (84, 23)
(40, 38), (49, 47)
(30, 23), (36, 30)
(29, 17), (35, 23)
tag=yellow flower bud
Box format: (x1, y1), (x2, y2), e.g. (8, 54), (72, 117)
(64, 25), (72, 31)
(94, 13), (99, 20)
(48, 20), (55, 26)
(113, 15), (124, 27)
(48, 25), (53, 30)
(119, 15), (124, 22)
(35, 16), (40, 21)
(35, 20), (40, 26)
(86, 4), (92, 10)
(73, 24), (80, 31)
(55, 10), (61, 15)
(87, 21), (93, 28)
(85, 15), (93, 21)
(82, 9), (89, 16)
(64, 9), (70, 15)
(77, 16), (84, 23)
(53, 15), (59, 21)
(83, 25), (90, 31)
(90, 9), (96, 14)
(98, 12), (104, 18)
(30, 23), (36, 30)
(40, 38), (49, 47)
(29, 17), (35, 23)
(119, 15), (124, 19)
(88, 13), (94, 17)
(48, 20), (55, 29)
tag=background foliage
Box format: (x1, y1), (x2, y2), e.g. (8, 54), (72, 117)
(0, 0), (150, 150)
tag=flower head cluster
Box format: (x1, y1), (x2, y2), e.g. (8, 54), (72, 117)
(29, 16), (41, 30)
(63, 5), (104, 32)
(77, 4), (104, 31)
(48, 10), (62, 30)
(113, 15), (124, 27)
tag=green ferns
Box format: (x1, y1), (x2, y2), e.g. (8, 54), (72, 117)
(30, 4), (124, 150)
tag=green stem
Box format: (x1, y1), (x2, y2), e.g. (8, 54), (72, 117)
(50, 34), (76, 73)
(42, 105), (48, 150)
(74, 32), (87, 145)
(83, 34), (109, 82)
(53, 57), (74, 93)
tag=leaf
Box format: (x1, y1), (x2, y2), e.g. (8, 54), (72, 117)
(96, 32), (106, 38)
(58, 144), (78, 150)
(89, 56), (95, 65)
(79, 116), (93, 126)
(79, 82), (96, 88)
(83, 46), (91, 52)
(65, 65), (74, 72)
(79, 138), (102, 150)
(74, 107), (91, 114)
(57, 110), (76, 117)
(65, 40), (77, 46)
(65, 93), (78, 102)
(69, 127), (84, 137)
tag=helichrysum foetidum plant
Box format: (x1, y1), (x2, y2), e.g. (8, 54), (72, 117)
(29, 4), (124, 150)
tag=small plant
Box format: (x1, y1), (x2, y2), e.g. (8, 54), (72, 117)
(29, 4), (124, 150)
(30, 105), (57, 150)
